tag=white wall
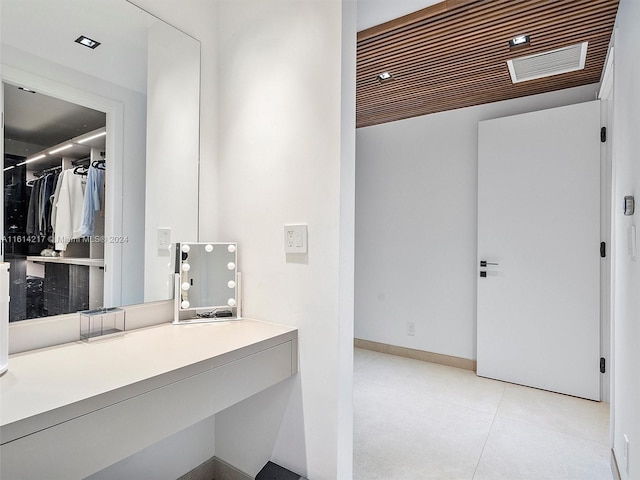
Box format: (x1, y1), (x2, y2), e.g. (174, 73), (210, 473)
(130, 0), (220, 241)
(85, 416), (216, 480)
(213, 1), (354, 479)
(355, 84), (598, 361)
(611, 0), (640, 478)
(143, 19), (200, 302)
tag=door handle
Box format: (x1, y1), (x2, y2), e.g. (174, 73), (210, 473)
(480, 261), (499, 267)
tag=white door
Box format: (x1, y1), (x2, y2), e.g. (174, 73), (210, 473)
(477, 101), (601, 401)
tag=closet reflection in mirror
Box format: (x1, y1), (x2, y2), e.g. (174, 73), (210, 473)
(175, 243), (239, 323)
(2, 0), (201, 326)
(4, 85), (108, 321)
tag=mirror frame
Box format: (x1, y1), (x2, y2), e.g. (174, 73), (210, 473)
(173, 242), (240, 324)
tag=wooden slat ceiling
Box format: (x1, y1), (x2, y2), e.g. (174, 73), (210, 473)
(356, 0), (619, 128)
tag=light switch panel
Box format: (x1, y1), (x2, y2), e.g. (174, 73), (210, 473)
(284, 224), (307, 253)
(157, 227), (171, 249)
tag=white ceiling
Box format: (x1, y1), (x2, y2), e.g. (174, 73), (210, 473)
(357, 0), (444, 31)
(1, 0), (154, 94)
(3, 83), (106, 158)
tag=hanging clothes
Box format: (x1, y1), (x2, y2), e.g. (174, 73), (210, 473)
(50, 172), (64, 238)
(53, 170), (86, 251)
(39, 173), (56, 236)
(26, 177), (41, 235)
(77, 165), (104, 237)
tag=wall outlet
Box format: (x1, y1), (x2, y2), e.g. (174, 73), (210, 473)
(407, 321), (415, 336)
(284, 224), (308, 253)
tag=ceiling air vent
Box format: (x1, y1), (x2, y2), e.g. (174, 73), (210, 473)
(507, 42), (588, 83)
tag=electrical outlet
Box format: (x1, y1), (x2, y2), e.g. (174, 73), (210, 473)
(407, 321), (415, 336)
(284, 225), (308, 253)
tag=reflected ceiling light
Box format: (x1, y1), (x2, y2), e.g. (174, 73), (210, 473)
(48, 144), (73, 155)
(77, 131), (107, 144)
(75, 35), (101, 49)
(509, 34), (531, 49)
(3, 166), (16, 172)
(377, 72), (394, 83)
(17, 154), (47, 166)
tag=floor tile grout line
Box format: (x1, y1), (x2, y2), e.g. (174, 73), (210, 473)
(471, 383), (507, 480)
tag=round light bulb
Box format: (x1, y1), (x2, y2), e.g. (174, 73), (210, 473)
(181, 244), (190, 253)
(181, 282), (190, 291)
(228, 280), (236, 289)
(227, 262), (236, 270)
(181, 300), (190, 309)
(227, 298), (237, 307)
(205, 244), (214, 252)
(227, 244), (236, 253)
(182, 263), (191, 272)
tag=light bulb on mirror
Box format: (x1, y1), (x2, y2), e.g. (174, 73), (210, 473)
(227, 262), (235, 270)
(181, 244), (190, 253)
(228, 280), (236, 289)
(181, 282), (190, 291)
(182, 263), (191, 272)
(227, 244), (236, 253)
(227, 298), (237, 307)
(181, 300), (190, 309)
(205, 244), (214, 252)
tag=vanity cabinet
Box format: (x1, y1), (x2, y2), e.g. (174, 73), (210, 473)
(0, 319), (298, 479)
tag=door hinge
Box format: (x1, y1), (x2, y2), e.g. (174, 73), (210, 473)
(600, 357), (606, 374)
(601, 126), (607, 143)
(601, 242), (606, 258)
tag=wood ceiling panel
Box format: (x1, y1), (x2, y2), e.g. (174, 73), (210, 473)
(356, 0), (619, 128)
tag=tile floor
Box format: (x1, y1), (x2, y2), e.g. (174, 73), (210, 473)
(354, 348), (611, 480)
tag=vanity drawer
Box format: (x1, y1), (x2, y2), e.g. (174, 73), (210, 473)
(0, 340), (294, 480)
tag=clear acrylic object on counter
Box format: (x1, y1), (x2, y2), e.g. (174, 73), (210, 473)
(80, 307), (125, 341)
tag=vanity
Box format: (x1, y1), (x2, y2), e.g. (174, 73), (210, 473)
(0, 319), (298, 479)
(0, 2), (292, 478)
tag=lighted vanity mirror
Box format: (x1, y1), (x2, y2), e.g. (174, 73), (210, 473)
(174, 243), (240, 324)
(1, 0), (201, 324)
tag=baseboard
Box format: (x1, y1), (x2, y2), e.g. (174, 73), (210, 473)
(354, 338), (477, 371)
(611, 448), (622, 480)
(178, 456), (253, 480)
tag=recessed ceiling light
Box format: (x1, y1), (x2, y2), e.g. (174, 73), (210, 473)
(75, 35), (101, 49)
(18, 87), (36, 93)
(49, 144), (73, 155)
(377, 72), (394, 83)
(509, 35), (531, 49)
(77, 131), (107, 144)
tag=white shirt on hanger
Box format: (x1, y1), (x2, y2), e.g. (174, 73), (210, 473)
(54, 170), (86, 251)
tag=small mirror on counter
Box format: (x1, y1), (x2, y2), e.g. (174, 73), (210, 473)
(173, 242), (240, 324)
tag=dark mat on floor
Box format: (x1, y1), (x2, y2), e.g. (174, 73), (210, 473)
(255, 461), (307, 480)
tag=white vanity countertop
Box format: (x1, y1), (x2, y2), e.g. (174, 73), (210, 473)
(26, 256), (105, 267)
(0, 319), (297, 443)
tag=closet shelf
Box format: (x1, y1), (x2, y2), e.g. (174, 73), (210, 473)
(26, 256), (104, 268)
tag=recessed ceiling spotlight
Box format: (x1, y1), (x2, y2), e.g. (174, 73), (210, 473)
(509, 35), (531, 49)
(377, 72), (394, 83)
(18, 87), (36, 93)
(75, 35), (101, 49)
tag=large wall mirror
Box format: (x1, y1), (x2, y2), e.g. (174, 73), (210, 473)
(1, 0), (201, 323)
